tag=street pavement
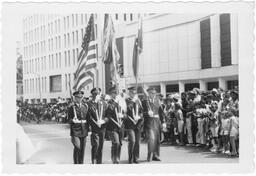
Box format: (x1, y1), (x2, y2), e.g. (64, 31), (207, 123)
(21, 123), (239, 164)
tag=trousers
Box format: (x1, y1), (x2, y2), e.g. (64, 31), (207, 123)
(71, 136), (86, 164)
(109, 130), (123, 163)
(185, 117), (193, 144)
(146, 118), (161, 158)
(90, 131), (105, 164)
(126, 128), (141, 163)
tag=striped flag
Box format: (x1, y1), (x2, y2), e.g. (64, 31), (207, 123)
(73, 14), (97, 91)
(132, 15), (143, 79)
(103, 14), (120, 86)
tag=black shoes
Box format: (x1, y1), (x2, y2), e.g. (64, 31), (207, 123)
(152, 156), (161, 161)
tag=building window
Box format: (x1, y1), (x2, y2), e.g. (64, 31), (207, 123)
(76, 14), (78, 26)
(81, 14), (83, 24)
(65, 74), (67, 90)
(81, 29), (84, 40)
(52, 54), (54, 69)
(207, 81), (219, 90)
(68, 50), (70, 67)
(220, 13), (232, 66)
(56, 54), (58, 68)
(227, 80), (238, 90)
(64, 34), (66, 47)
(166, 84), (179, 95)
(184, 83), (200, 92)
(76, 48), (79, 61)
(124, 14), (127, 21)
(64, 17), (66, 30)
(115, 14), (118, 20)
(130, 14), (133, 21)
(59, 53), (61, 68)
(76, 30), (78, 44)
(67, 16), (70, 28)
(72, 14), (74, 27)
(73, 49), (75, 66)
(72, 32), (75, 45)
(58, 36), (61, 49)
(49, 55), (51, 69)
(67, 33), (70, 46)
(200, 18), (211, 69)
(50, 75), (62, 92)
(64, 51), (67, 67)
(44, 56), (46, 70)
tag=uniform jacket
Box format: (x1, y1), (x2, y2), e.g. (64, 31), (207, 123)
(105, 99), (122, 131)
(68, 102), (89, 137)
(123, 97), (144, 130)
(87, 99), (108, 133)
(141, 96), (161, 130)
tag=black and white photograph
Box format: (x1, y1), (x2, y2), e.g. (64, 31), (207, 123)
(1, 1), (254, 174)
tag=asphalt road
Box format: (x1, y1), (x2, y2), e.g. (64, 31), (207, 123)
(21, 123), (238, 164)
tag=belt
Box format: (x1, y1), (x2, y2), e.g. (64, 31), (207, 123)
(150, 115), (159, 118)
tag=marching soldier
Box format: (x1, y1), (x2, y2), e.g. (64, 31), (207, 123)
(105, 86), (124, 164)
(141, 87), (161, 162)
(68, 90), (89, 164)
(123, 86), (144, 164)
(87, 88), (108, 164)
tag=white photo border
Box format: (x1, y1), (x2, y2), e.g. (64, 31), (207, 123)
(0, 0), (254, 174)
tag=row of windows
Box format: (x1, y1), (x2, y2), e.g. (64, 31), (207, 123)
(24, 26), (46, 44)
(23, 15), (47, 30)
(23, 48), (80, 74)
(23, 73), (76, 94)
(24, 14), (89, 44)
(24, 28), (85, 58)
(24, 77), (47, 94)
(24, 41), (46, 58)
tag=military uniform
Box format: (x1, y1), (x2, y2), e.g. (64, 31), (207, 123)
(124, 88), (144, 163)
(142, 87), (161, 162)
(105, 88), (124, 164)
(68, 101), (89, 164)
(87, 96), (108, 164)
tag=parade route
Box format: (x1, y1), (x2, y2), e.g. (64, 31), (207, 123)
(22, 124), (239, 164)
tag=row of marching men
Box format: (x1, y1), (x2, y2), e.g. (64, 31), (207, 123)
(68, 86), (162, 164)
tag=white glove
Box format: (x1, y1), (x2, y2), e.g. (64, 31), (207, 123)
(148, 110), (153, 117)
(118, 113), (124, 119)
(72, 118), (80, 123)
(134, 115), (141, 121)
(98, 119), (105, 125)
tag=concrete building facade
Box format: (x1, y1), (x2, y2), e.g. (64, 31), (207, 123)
(22, 14), (138, 103)
(114, 14), (239, 97)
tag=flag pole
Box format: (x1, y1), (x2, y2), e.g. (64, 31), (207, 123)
(94, 13), (99, 89)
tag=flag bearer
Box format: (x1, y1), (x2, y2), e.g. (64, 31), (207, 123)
(68, 90), (89, 164)
(141, 87), (161, 162)
(105, 86), (124, 164)
(87, 88), (108, 164)
(124, 86), (144, 164)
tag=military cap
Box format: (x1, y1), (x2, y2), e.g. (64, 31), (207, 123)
(147, 87), (156, 92)
(128, 86), (136, 91)
(73, 90), (84, 97)
(109, 86), (118, 93)
(91, 87), (101, 94)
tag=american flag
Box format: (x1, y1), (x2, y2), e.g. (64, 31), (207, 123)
(73, 14), (97, 91)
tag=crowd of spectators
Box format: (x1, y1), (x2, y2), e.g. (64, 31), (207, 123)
(17, 99), (72, 124)
(159, 87), (239, 157)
